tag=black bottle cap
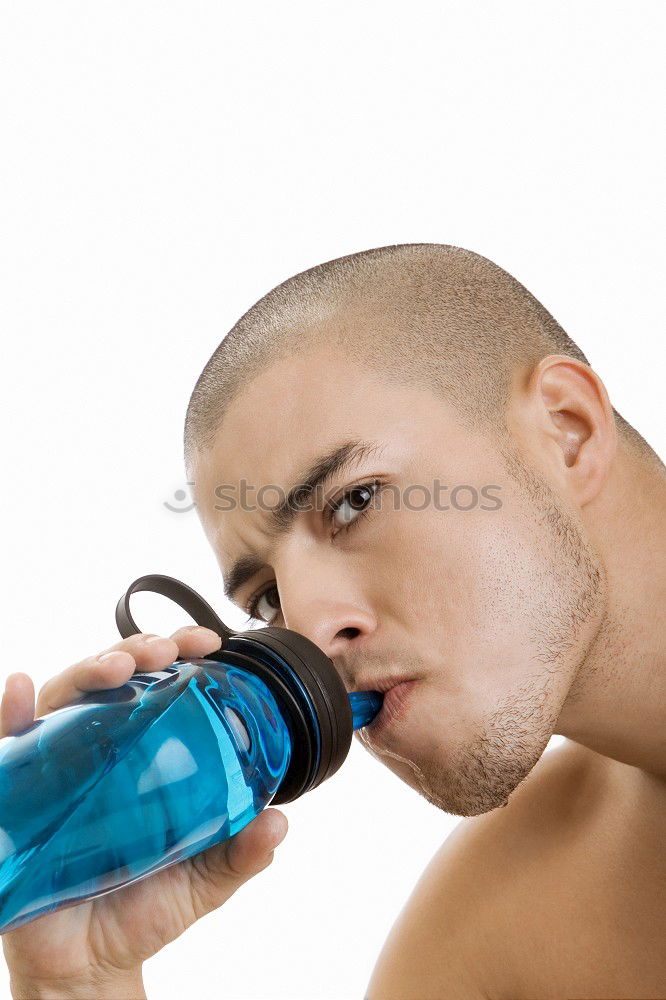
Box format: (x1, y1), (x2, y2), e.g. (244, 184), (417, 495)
(225, 628), (353, 804)
(115, 574), (353, 805)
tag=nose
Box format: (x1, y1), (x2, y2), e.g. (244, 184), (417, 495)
(277, 564), (377, 687)
(292, 602), (375, 659)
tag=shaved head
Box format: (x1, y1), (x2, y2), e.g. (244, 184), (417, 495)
(183, 243), (653, 474)
(185, 242), (664, 817)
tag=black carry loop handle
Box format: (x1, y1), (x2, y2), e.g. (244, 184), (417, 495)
(115, 573), (353, 804)
(115, 574), (234, 644)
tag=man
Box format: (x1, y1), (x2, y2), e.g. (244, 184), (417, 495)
(3, 244), (665, 998)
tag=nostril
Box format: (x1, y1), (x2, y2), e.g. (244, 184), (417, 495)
(336, 627), (360, 640)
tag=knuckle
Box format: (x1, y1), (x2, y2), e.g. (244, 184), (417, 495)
(34, 654), (109, 716)
(96, 634), (163, 658)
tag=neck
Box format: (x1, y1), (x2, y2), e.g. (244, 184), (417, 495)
(556, 443), (666, 778)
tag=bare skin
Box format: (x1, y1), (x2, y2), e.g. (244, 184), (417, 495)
(2, 341), (664, 998)
(366, 740), (666, 998)
(189, 344), (666, 998)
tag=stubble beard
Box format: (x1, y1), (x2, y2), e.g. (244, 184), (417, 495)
(404, 443), (606, 818)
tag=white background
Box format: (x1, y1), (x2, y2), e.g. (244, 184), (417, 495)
(1, 3), (664, 999)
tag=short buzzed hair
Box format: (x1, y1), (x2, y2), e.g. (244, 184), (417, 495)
(183, 243), (656, 474)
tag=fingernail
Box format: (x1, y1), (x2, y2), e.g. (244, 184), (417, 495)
(200, 628), (221, 642)
(99, 651), (126, 662)
(272, 819), (288, 848)
(187, 627), (220, 642)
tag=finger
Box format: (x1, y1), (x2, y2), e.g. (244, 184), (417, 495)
(35, 649), (138, 716)
(36, 633), (184, 716)
(167, 625), (223, 658)
(95, 632), (180, 664)
(95, 627), (221, 667)
(224, 808), (289, 876)
(0, 673), (36, 737)
(35, 627), (224, 717)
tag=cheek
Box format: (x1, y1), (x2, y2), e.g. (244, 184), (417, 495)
(369, 503), (462, 632)
(445, 498), (597, 705)
(378, 498), (524, 636)
(385, 491), (584, 700)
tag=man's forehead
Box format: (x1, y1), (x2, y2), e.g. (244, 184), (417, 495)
(198, 351), (403, 488)
(194, 363), (460, 534)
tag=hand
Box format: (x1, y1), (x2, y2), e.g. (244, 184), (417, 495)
(1, 628), (289, 994)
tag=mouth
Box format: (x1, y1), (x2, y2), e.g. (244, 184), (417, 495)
(361, 679), (419, 736)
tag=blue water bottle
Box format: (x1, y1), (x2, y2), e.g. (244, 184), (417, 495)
(0, 574), (382, 933)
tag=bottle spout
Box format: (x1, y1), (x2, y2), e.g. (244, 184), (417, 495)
(348, 690), (383, 730)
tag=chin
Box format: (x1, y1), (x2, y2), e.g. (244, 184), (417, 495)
(366, 714), (554, 818)
(359, 668), (563, 817)
(421, 724), (554, 817)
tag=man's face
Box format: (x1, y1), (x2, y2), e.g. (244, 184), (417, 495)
(192, 345), (604, 816)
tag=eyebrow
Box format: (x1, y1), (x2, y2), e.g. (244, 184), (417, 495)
(223, 438), (385, 605)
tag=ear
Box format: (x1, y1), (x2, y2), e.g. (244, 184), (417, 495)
(517, 354), (617, 506)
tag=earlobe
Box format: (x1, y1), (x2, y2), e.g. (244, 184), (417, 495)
(531, 354), (617, 505)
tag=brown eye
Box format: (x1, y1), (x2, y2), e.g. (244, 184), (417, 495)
(331, 483), (378, 529)
(248, 584), (281, 624)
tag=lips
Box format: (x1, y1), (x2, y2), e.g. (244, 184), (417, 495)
(354, 674), (417, 695)
(363, 679), (418, 735)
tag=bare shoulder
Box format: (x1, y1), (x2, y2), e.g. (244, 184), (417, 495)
(365, 739), (633, 1000)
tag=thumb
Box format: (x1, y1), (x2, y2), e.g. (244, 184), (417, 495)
(225, 808), (289, 877)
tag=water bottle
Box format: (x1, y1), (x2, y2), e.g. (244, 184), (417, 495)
(0, 574), (382, 934)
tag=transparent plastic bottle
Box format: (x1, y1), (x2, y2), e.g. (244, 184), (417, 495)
(0, 652), (382, 934)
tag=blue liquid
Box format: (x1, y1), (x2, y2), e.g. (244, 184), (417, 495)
(0, 659), (291, 933)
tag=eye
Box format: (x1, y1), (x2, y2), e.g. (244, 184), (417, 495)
(245, 583), (281, 626)
(328, 480), (381, 533)
(243, 479), (381, 626)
